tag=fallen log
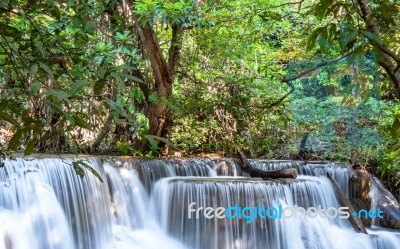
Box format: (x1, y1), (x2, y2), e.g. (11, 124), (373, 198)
(327, 173), (368, 234)
(237, 151), (298, 179)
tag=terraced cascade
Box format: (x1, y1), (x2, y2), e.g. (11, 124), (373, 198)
(0, 157), (399, 249)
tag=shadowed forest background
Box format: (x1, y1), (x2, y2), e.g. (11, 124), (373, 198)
(0, 0), (400, 197)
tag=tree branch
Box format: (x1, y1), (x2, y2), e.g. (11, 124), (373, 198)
(128, 0), (172, 88)
(270, 0), (305, 9)
(281, 52), (351, 83)
(90, 112), (113, 153)
(355, 0), (400, 97)
(168, 24), (184, 82)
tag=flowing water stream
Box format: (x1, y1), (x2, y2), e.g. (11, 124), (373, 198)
(0, 157), (399, 249)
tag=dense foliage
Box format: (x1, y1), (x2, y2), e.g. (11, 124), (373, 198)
(0, 0), (399, 196)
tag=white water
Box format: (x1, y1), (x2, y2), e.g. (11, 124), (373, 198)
(151, 175), (400, 249)
(0, 157), (399, 249)
(249, 160), (351, 197)
(0, 158), (185, 249)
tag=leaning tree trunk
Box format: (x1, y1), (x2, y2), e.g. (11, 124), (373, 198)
(132, 19), (173, 138)
(129, 1), (183, 154)
(237, 150), (298, 179)
(327, 173), (368, 234)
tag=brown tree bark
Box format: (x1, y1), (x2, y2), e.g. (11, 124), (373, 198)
(327, 173), (368, 234)
(237, 150), (298, 179)
(127, 0), (184, 153)
(90, 113), (113, 153)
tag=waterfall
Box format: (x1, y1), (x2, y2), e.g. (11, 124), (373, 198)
(113, 158), (176, 192)
(114, 158), (239, 191)
(0, 158), (112, 249)
(0, 157), (399, 249)
(0, 157), (186, 249)
(0, 169), (73, 249)
(249, 160), (351, 197)
(151, 176), (400, 249)
(104, 161), (187, 249)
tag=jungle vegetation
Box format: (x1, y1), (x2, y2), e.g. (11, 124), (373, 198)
(0, 0), (399, 196)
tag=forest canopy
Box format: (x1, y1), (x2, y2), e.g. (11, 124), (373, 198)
(0, 0), (399, 194)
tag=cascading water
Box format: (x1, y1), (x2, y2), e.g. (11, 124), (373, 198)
(113, 158), (239, 190)
(166, 158), (240, 177)
(104, 161), (187, 249)
(0, 157), (399, 249)
(151, 175), (400, 249)
(113, 158), (177, 192)
(249, 160), (351, 197)
(0, 158), (112, 249)
(0, 162), (74, 249)
(0, 157), (185, 249)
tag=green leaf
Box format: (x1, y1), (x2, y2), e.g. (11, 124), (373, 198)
(113, 72), (144, 83)
(145, 135), (178, 150)
(307, 27), (323, 51)
(0, 112), (20, 127)
(145, 134), (158, 150)
(35, 43), (46, 58)
(130, 87), (144, 102)
(46, 88), (71, 103)
(46, 0), (55, 6)
(70, 80), (88, 96)
(340, 31), (358, 50)
(72, 160), (103, 182)
(98, 68), (110, 79)
(161, 97), (180, 113)
(72, 161), (85, 178)
(148, 91), (158, 102)
(116, 97), (127, 107)
(46, 100), (65, 114)
(70, 70), (84, 79)
(39, 62), (55, 79)
(73, 116), (92, 130)
(29, 83), (41, 96)
(112, 73), (126, 91)
(317, 26), (330, 50)
(84, 21), (96, 32)
(94, 80), (107, 95)
(30, 63), (39, 75)
(363, 31), (383, 44)
(0, 102), (8, 111)
(8, 130), (23, 150)
(83, 163), (103, 182)
(24, 139), (36, 156)
(106, 100), (120, 111)
(112, 65), (137, 71)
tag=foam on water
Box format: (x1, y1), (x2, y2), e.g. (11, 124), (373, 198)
(151, 174), (400, 249)
(0, 157), (399, 249)
(0, 158), (186, 249)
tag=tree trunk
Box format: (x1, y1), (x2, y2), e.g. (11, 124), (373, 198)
(237, 150), (298, 179)
(327, 173), (368, 234)
(128, 0), (184, 154)
(90, 113), (113, 153)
